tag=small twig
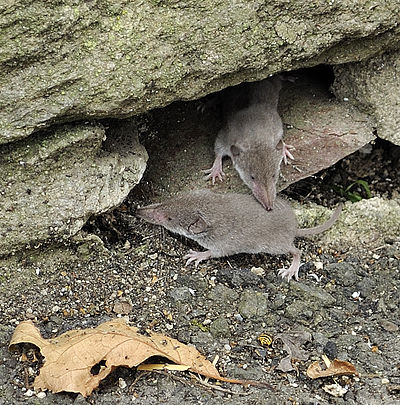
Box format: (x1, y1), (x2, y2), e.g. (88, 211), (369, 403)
(189, 373), (251, 396)
(360, 373), (385, 378)
(371, 245), (386, 252)
(151, 370), (252, 396)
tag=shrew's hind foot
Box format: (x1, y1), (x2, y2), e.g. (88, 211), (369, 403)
(278, 248), (301, 281)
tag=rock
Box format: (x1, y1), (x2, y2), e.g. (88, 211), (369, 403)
(0, 325), (11, 346)
(238, 290), (269, 319)
(356, 278), (376, 298)
(168, 287), (193, 303)
(333, 50), (400, 145)
(209, 318), (231, 338)
(295, 198), (400, 251)
(177, 275), (208, 294)
(323, 341), (338, 359)
(113, 298), (133, 315)
(0, 120), (147, 256)
(278, 75), (375, 189)
(379, 319), (399, 332)
(289, 281), (336, 306)
(1, 1), (399, 143)
(190, 331), (218, 354)
(285, 301), (314, 322)
(208, 284), (239, 303)
(325, 263), (358, 287)
(335, 333), (363, 349)
(2, 2), (398, 258)
(226, 364), (265, 381)
(313, 332), (329, 351)
(216, 268), (261, 289)
(268, 293), (286, 310)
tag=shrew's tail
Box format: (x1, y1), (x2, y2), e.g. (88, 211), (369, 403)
(296, 203), (343, 237)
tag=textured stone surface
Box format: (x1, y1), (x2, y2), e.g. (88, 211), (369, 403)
(1, 1), (399, 257)
(1, 0), (399, 144)
(278, 76), (375, 189)
(332, 50), (400, 145)
(238, 290), (269, 319)
(0, 120), (147, 255)
(209, 318), (231, 338)
(294, 197), (400, 249)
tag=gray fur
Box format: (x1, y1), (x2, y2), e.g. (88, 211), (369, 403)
(205, 76), (286, 210)
(136, 190), (342, 281)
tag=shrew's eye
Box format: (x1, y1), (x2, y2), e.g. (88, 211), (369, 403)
(167, 217), (172, 221)
(250, 175), (255, 180)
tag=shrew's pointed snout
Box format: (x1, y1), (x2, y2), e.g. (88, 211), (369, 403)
(135, 203), (166, 224)
(253, 184), (276, 211)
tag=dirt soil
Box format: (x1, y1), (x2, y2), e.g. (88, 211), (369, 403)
(0, 72), (400, 405)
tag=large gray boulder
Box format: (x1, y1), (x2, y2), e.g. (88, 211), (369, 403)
(1, 1), (399, 143)
(332, 50), (400, 146)
(0, 120), (147, 255)
(1, 0), (399, 256)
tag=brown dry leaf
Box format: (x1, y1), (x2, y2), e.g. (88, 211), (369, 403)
(9, 319), (264, 397)
(307, 358), (358, 379)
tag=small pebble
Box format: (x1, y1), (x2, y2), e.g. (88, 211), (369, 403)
(323, 341), (338, 359)
(113, 300), (133, 315)
(234, 314), (243, 322)
(119, 378), (127, 389)
(24, 389), (34, 397)
(323, 383), (348, 397)
(380, 319), (399, 332)
(314, 261), (324, 270)
(36, 391), (46, 399)
(250, 266), (265, 276)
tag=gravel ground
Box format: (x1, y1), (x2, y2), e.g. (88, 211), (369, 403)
(1, 86), (399, 404)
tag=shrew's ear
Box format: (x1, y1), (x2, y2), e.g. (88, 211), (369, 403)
(188, 213), (209, 234)
(230, 144), (241, 157)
